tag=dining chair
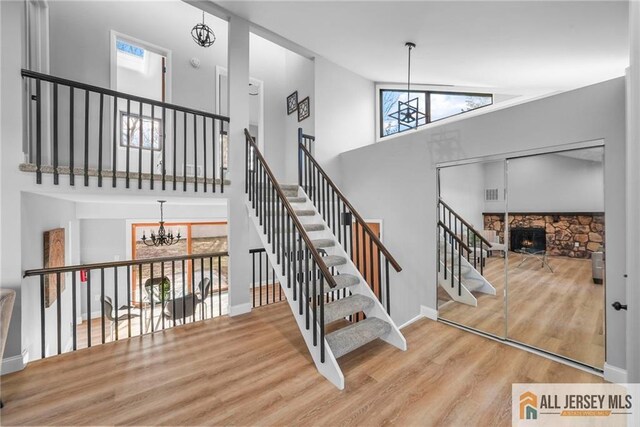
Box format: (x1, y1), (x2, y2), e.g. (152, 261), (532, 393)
(163, 294), (196, 325)
(101, 295), (141, 340)
(195, 278), (211, 319)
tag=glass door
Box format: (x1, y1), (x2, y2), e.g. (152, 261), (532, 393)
(505, 147), (605, 369)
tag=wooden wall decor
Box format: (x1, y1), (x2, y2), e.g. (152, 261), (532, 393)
(43, 228), (65, 308)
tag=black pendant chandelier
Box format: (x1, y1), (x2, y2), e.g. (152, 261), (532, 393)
(192, 11), (216, 48)
(388, 42), (426, 129)
(142, 201), (181, 247)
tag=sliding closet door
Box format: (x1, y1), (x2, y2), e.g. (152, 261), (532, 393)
(437, 161), (506, 338)
(505, 147), (605, 368)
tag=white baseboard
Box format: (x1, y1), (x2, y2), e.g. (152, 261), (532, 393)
(228, 302), (252, 317)
(398, 305), (438, 329)
(1, 349), (28, 375)
(420, 305), (438, 320)
(604, 363), (628, 383)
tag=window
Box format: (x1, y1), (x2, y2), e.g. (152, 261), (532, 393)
(120, 112), (162, 150)
(379, 89), (493, 138)
(429, 92), (493, 122)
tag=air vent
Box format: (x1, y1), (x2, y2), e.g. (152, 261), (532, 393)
(485, 188), (499, 201)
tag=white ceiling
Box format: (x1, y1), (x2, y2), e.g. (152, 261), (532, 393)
(216, 0), (629, 95)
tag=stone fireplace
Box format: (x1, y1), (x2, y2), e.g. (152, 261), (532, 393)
(483, 212), (605, 259)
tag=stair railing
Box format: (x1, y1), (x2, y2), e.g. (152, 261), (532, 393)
(21, 69), (229, 192)
(245, 129), (335, 363)
(437, 221), (470, 297)
(23, 251), (228, 360)
(437, 198), (492, 275)
(297, 129), (401, 314)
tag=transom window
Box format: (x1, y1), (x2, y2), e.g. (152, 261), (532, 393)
(379, 89), (493, 138)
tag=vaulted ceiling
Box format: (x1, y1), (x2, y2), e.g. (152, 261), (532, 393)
(216, 1), (629, 95)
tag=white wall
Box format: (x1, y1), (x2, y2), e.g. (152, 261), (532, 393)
(439, 162), (486, 229)
(48, 0), (227, 111)
(314, 56), (374, 185)
(339, 78), (627, 370)
(21, 193), (79, 361)
(505, 153), (604, 212)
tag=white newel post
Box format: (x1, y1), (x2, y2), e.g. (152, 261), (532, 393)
(226, 16), (252, 316)
(626, 0), (640, 384)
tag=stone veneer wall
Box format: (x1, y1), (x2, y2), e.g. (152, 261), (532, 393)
(483, 213), (605, 259)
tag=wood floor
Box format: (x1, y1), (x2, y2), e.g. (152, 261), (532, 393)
(438, 252), (604, 368)
(0, 302), (602, 426)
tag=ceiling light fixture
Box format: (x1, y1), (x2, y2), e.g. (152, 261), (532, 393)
(388, 42), (426, 129)
(142, 201), (181, 247)
(192, 11), (216, 48)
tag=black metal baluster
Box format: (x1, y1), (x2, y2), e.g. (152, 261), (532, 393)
(259, 250), (263, 307)
(203, 116), (207, 193)
(220, 123), (225, 193)
(199, 258), (204, 320)
(35, 79), (42, 184)
(369, 235), (374, 294)
(137, 102), (143, 189)
(126, 99), (131, 188)
(213, 119), (217, 193)
(193, 114), (198, 192)
(385, 259), (390, 314)
(98, 93), (104, 187)
(209, 257), (214, 318)
(150, 263), (154, 332)
(292, 228), (297, 300)
(181, 259), (186, 324)
(100, 268), (105, 344)
(320, 275), (325, 363)
(126, 266), (131, 338)
(113, 267), (118, 340)
(150, 106), (155, 190)
(217, 256), (222, 316)
(72, 272), (77, 350)
(84, 90), (90, 186)
(162, 107), (166, 190)
(161, 261), (165, 329)
(458, 244), (462, 297)
(171, 261), (176, 328)
(252, 250), (256, 307)
(305, 249), (310, 328)
(112, 95), (118, 188)
(173, 109), (177, 190)
(69, 86), (75, 186)
(87, 271), (91, 348)
(52, 83), (59, 185)
(183, 111), (187, 192)
(139, 265), (143, 334)
(191, 260), (196, 323)
(40, 275), (45, 358)
(56, 272), (61, 355)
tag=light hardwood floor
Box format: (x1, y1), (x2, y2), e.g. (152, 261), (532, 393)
(1, 302), (602, 426)
(438, 252), (604, 368)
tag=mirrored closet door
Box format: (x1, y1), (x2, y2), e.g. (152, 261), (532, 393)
(437, 160), (506, 338)
(437, 145), (605, 370)
(506, 147), (605, 368)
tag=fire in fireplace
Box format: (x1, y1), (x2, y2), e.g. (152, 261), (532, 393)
(510, 227), (546, 253)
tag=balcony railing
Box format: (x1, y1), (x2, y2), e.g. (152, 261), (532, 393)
(21, 69), (230, 192)
(23, 252), (228, 360)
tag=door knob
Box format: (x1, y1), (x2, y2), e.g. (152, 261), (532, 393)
(612, 301), (627, 311)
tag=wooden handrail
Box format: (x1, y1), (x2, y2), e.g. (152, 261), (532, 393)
(298, 142), (402, 272)
(437, 221), (472, 253)
(246, 129), (338, 288)
(21, 69), (230, 122)
(438, 198), (492, 247)
(23, 251), (228, 277)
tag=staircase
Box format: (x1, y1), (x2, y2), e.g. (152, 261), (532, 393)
(438, 236), (496, 307)
(437, 199), (497, 307)
(245, 129), (406, 390)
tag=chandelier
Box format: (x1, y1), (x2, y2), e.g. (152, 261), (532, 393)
(388, 42), (426, 129)
(142, 201), (181, 247)
(192, 11), (216, 48)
